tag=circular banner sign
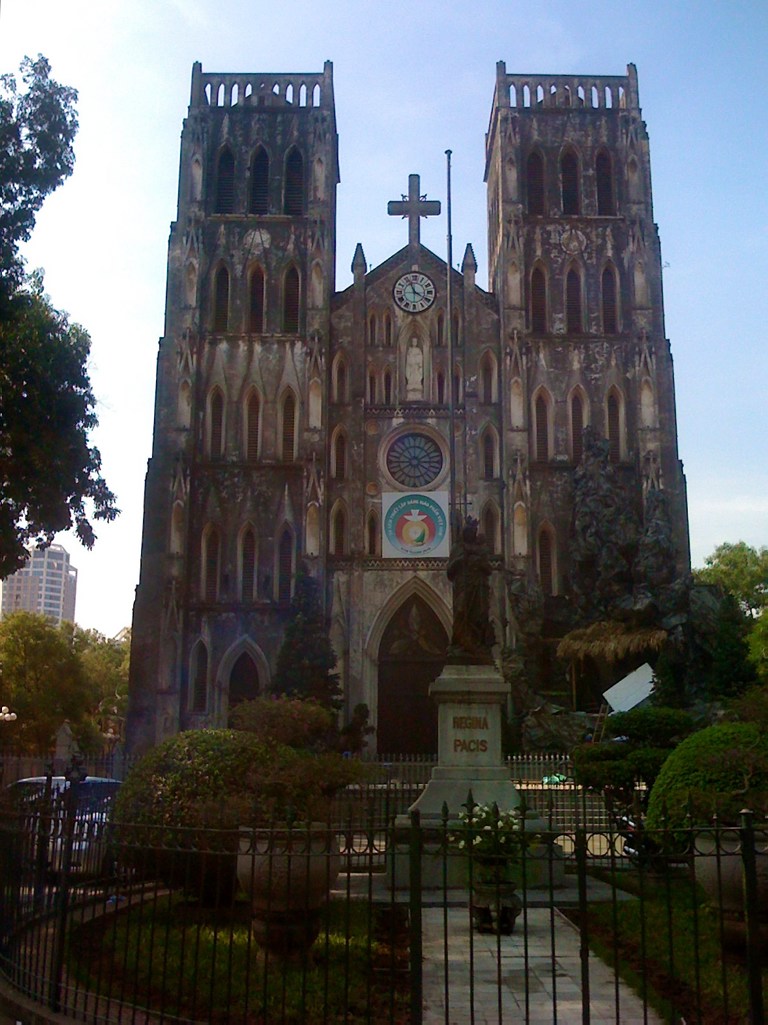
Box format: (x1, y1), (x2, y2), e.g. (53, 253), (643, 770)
(383, 493), (448, 557)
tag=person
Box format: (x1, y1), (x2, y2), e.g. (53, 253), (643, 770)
(446, 517), (495, 662)
(405, 337), (423, 399)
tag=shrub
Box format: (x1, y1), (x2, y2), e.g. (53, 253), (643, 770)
(604, 707), (694, 747)
(646, 722), (768, 831)
(229, 696), (335, 750)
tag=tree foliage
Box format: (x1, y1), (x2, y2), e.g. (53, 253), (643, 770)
(0, 55), (78, 295)
(273, 566), (341, 708)
(0, 56), (117, 575)
(696, 541), (768, 617)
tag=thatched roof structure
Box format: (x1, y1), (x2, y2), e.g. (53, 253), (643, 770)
(556, 620), (667, 664)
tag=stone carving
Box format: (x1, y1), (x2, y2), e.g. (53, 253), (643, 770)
(405, 337), (424, 399)
(447, 517), (496, 663)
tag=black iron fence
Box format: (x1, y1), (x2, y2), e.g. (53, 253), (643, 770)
(0, 792), (766, 1024)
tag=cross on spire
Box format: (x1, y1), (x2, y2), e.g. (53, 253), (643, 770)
(387, 173), (441, 247)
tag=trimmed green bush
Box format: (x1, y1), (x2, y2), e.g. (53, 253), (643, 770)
(229, 696), (335, 750)
(646, 722), (768, 831)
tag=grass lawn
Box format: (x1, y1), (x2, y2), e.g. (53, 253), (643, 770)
(67, 895), (409, 1024)
(576, 866), (766, 1024)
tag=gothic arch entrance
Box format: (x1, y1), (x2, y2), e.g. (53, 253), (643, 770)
(228, 652), (261, 709)
(377, 595), (448, 755)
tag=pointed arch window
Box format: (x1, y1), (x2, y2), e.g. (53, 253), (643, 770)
(241, 527), (256, 601)
(384, 313), (392, 347)
(249, 266), (265, 333)
(566, 268), (582, 334)
(281, 392), (296, 461)
(245, 391), (260, 461)
(482, 429), (497, 480)
(481, 354), (495, 404)
(571, 391), (585, 464)
(333, 431), (347, 479)
(367, 371), (376, 404)
(531, 267), (547, 332)
(202, 527), (220, 602)
(538, 527), (555, 596)
(368, 313), (377, 346)
(334, 359), (347, 403)
(191, 642), (208, 712)
(534, 393), (550, 462)
(284, 148), (304, 215)
(383, 369), (392, 405)
(596, 150), (615, 215)
(213, 266), (229, 332)
(453, 369), (462, 405)
(331, 506), (347, 555)
(215, 148), (235, 214)
(208, 389), (224, 459)
(607, 390), (622, 461)
(561, 150), (579, 215)
(366, 511), (379, 556)
(250, 147), (269, 214)
(601, 266), (618, 334)
(483, 504), (499, 555)
(283, 266), (300, 333)
(526, 151), (545, 215)
(436, 311), (444, 347)
(277, 528), (293, 602)
(436, 371), (445, 404)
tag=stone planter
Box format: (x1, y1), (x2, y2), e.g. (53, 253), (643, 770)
(694, 830), (768, 954)
(237, 824), (340, 955)
(471, 880), (523, 934)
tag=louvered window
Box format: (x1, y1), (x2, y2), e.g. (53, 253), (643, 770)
(216, 149), (235, 214)
(250, 148), (269, 214)
(531, 268), (547, 332)
(483, 432), (495, 480)
(241, 529), (256, 601)
(283, 267), (300, 332)
(192, 644), (208, 711)
(596, 151), (615, 215)
(602, 267), (618, 334)
(204, 530), (219, 602)
(278, 529), (293, 601)
(213, 267), (229, 332)
(539, 530), (554, 595)
(284, 149), (304, 215)
(334, 433), (346, 479)
(281, 393), (295, 461)
(246, 393), (259, 461)
(527, 151), (545, 215)
(566, 269), (582, 334)
(249, 267), (265, 333)
(535, 394), (549, 462)
(571, 394), (584, 464)
(607, 393), (621, 461)
(561, 151), (579, 215)
(209, 391), (224, 458)
(333, 508), (346, 555)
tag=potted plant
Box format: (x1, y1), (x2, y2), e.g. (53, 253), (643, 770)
(452, 802), (535, 935)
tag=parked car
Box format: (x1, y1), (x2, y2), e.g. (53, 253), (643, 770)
(5, 776), (121, 878)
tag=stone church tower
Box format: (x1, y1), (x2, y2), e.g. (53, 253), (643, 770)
(126, 61), (689, 755)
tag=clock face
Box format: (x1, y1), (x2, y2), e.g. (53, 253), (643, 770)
(393, 272), (435, 314)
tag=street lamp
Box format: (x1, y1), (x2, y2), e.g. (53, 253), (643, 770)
(1, 705), (17, 723)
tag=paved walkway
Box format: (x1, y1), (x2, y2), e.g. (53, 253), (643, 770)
(421, 905), (661, 1025)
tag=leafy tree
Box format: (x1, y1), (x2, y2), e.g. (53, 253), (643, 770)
(0, 279), (118, 575)
(705, 591), (757, 700)
(748, 613), (768, 685)
(0, 55), (117, 575)
(0, 55), (77, 296)
(696, 541), (768, 617)
(0, 611), (93, 751)
(68, 625), (129, 739)
(273, 566), (341, 709)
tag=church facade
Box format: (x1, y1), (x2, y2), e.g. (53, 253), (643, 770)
(126, 60), (689, 755)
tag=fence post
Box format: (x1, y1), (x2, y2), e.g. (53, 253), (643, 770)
(409, 809), (423, 1025)
(574, 822), (591, 1025)
(740, 809), (764, 1025)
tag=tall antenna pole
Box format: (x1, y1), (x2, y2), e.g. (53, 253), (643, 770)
(445, 149), (458, 542)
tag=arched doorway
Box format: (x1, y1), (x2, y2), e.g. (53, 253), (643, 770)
(377, 595), (448, 755)
(228, 651), (261, 710)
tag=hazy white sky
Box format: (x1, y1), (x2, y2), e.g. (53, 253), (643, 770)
(1, 0), (766, 636)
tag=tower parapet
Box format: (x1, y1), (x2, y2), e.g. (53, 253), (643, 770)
(190, 60), (335, 112)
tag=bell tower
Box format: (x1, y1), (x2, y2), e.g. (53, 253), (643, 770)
(127, 63), (339, 751)
(484, 63), (689, 598)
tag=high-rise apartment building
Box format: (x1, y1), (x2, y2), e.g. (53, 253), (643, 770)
(1, 544), (78, 625)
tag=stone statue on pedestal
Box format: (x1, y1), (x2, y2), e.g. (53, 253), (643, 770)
(447, 517), (496, 664)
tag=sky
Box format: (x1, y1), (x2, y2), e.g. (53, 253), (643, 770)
(0, 0), (766, 636)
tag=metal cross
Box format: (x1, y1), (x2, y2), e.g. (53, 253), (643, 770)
(387, 173), (441, 247)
